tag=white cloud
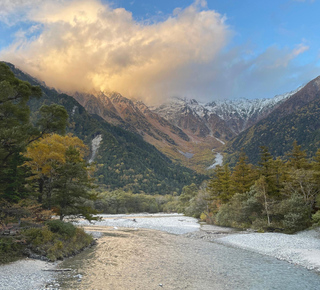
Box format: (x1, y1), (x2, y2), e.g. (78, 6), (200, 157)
(0, 0), (231, 103)
(0, 0), (317, 103)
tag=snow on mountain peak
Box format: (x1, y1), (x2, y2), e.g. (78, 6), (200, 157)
(153, 86), (304, 134)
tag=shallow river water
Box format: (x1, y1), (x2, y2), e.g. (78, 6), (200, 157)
(52, 214), (320, 290)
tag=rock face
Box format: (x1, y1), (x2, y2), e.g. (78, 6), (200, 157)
(89, 134), (102, 163)
(73, 92), (189, 147)
(74, 89), (298, 145)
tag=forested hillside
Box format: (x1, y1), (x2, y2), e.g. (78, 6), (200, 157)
(225, 76), (320, 165)
(6, 62), (204, 195)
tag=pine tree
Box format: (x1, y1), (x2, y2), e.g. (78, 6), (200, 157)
(207, 164), (233, 203)
(287, 141), (308, 170)
(258, 146), (280, 197)
(24, 134), (91, 212)
(52, 147), (98, 221)
(231, 149), (257, 194)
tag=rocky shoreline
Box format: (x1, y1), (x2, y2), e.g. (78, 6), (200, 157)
(186, 224), (320, 272)
(0, 258), (60, 290)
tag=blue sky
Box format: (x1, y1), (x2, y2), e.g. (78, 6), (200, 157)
(0, 0), (319, 103)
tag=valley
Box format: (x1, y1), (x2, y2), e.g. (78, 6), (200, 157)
(5, 61), (320, 194)
(72, 87), (302, 173)
(2, 2), (320, 289)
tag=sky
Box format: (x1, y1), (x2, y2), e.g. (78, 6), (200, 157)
(0, 0), (319, 104)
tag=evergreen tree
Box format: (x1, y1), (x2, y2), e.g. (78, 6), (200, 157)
(231, 149), (256, 194)
(0, 62), (68, 203)
(258, 146), (281, 197)
(52, 147), (98, 221)
(207, 164), (233, 204)
(287, 141), (308, 170)
(24, 133), (94, 219)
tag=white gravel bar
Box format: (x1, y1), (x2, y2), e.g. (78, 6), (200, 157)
(0, 259), (59, 290)
(76, 213), (320, 272)
(74, 213), (200, 235)
(216, 228), (320, 271)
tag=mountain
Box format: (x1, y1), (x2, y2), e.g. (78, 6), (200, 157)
(72, 92), (223, 172)
(224, 76), (320, 165)
(73, 90), (295, 172)
(153, 88), (301, 138)
(73, 91), (190, 145)
(8, 60), (308, 176)
(5, 62), (204, 195)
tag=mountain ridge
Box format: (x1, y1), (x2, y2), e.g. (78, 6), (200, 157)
(224, 76), (320, 165)
(72, 85), (303, 172)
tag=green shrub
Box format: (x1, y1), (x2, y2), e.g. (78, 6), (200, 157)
(312, 210), (320, 225)
(0, 237), (24, 264)
(23, 225), (93, 261)
(45, 220), (76, 237)
(251, 218), (268, 232)
(283, 213), (309, 233)
(24, 226), (54, 246)
(277, 195), (311, 233)
(215, 193), (260, 228)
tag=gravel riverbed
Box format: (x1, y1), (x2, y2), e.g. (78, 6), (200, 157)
(1, 213), (320, 289)
(216, 228), (320, 272)
(0, 259), (60, 290)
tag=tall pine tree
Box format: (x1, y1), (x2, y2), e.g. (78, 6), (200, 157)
(231, 149), (256, 194)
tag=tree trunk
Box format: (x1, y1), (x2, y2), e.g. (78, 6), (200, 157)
(263, 188), (271, 226)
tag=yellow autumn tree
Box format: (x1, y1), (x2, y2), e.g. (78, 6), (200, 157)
(24, 133), (90, 209)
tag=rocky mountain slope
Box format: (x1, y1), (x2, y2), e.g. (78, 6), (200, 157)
(73, 89), (296, 172)
(225, 75), (320, 165)
(153, 87), (301, 138)
(10, 60), (309, 174)
(73, 92), (219, 172)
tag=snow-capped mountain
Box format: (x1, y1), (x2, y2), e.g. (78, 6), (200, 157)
(72, 86), (303, 172)
(153, 86), (303, 136)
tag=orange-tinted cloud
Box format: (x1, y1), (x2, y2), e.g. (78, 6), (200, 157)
(0, 0), (230, 103)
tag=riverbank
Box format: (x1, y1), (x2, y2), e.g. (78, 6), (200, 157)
(217, 228), (320, 272)
(185, 224), (320, 272)
(1, 214), (320, 289)
(0, 258), (60, 290)
(55, 227), (320, 289)
(76, 213), (320, 272)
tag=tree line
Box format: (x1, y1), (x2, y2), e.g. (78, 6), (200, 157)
(180, 143), (320, 233)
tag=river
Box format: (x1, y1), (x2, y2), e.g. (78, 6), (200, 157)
(207, 152), (223, 169)
(49, 214), (320, 290)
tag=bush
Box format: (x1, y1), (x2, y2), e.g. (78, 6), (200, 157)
(23, 225), (93, 261)
(45, 220), (76, 237)
(276, 195), (311, 233)
(215, 193), (260, 228)
(251, 218), (268, 232)
(283, 213), (309, 233)
(312, 210), (320, 226)
(0, 237), (25, 264)
(24, 226), (54, 246)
